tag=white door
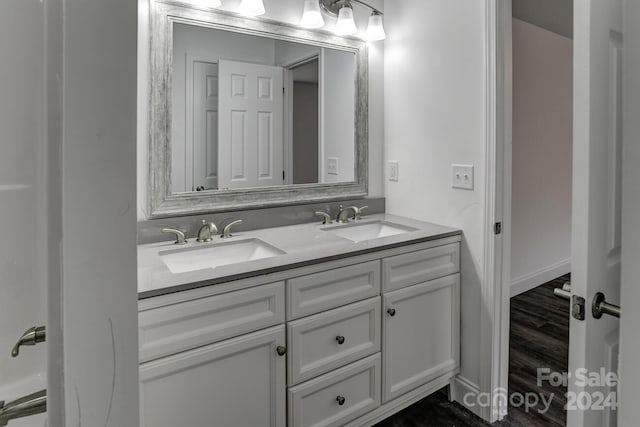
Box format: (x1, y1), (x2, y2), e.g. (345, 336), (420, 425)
(192, 60), (219, 190)
(618, 1), (640, 425)
(568, 0), (623, 425)
(218, 59), (284, 189)
(0, 0), (48, 425)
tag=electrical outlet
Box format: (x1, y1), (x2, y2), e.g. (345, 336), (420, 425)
(327, 157), (339, 176)
(388, 161), (399, 182)
(452, 164), (474, 190)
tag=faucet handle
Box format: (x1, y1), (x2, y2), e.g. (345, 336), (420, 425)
(162, 228), (187, 245)
(221, 219), (243, 239)
(315, 211), (332, 225)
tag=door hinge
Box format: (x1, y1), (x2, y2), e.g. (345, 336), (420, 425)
(494, 222), (502, 235)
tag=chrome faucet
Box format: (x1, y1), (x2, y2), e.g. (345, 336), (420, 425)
(162, 228), (187, 245)
(11, 326), (46, 358)
(336, 205), (356, 224)
(197, 220), (218, 242)
(347, 205), (368, 221)
(0, 389), (46, 426)
(315, 211), (332, 225)
(221, 219), (243, 238)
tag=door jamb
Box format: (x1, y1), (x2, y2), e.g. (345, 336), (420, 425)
(479, 0), (512, 422)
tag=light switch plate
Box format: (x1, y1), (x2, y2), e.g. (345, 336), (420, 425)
(327, 157), (339, 176)
(388, 161), (399, 182)
(452, 164), (474, 190)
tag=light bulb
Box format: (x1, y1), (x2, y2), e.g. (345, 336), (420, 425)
(335, 5), (357, 36)
(365, 12), (386, 41)
(300, 0), (325, 29)
(238, 0), (266, 16)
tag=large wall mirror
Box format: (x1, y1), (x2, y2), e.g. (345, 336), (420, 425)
(148, 0), (368, 217)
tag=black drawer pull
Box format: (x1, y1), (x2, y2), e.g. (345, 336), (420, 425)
(387, 308), (396, 317)
(336, 395), (346, 406)
(336, 335), (345, 345)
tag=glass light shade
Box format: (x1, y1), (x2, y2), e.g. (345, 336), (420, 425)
(366, 13), (386, 41)
(300, 0), (325, 29)
(238, 0), (266, 16)
(192, 0), (222, 8)
(335, 6), (357, 35)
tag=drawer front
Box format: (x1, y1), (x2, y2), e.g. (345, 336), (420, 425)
(288, 297), (381, 385)
(139, 281), (285, 362)
(287, 260), (380, 320)
(288, 354), (381, 427)
(382, 243), (459, 292)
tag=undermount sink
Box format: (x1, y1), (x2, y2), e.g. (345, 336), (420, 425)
(159, 238), (285, 274)
(323, 220), (418, 243)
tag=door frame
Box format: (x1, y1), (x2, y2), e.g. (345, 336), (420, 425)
(478, 0), (513, 422)
(283, 54), (320, 186)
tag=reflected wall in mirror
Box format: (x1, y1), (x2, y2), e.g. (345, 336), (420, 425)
(171, 24), (356, 193)
(148, 1), (368, 217)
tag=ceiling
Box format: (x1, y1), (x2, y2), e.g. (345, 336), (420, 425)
(513, 0), (573, 39)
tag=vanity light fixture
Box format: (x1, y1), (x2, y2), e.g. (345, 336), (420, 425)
(191, 0), (221, 8)
(335, 4), (358, 35)
(301, 0), (386, 41)
(300, 0), (325, 29)
(238, 0), (266, 16)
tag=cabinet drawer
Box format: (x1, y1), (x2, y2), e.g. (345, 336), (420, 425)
(139, 281), (285, 362)
(382, 243), (459, 292)
(287, 260), (380, 319)
(288, 297), (380, 385)
(288, 354), (381, 427)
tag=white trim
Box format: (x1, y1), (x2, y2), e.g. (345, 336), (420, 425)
(511, 259), (571, 297)
(450, 376), (483, 418)
(475, 0), (512, 423)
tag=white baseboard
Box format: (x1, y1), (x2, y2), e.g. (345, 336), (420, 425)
(450, 375), (483, 419)
(511, 259), (571, 297)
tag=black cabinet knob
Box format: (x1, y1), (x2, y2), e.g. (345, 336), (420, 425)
(276, 346), (287, 356)
(336, 395), (346, 406)
(336, 335), (345, 345)
(387, 308), (396, 317)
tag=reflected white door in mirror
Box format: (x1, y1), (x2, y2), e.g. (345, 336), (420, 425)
(148, 1), (369, 217)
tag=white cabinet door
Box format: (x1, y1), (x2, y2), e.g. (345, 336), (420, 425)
(140, 325), (286, 427)
(382, 274), (460, 403)
(218, 59), (284, 189)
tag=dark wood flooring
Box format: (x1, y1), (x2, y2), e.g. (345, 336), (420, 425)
(374, 274), (571, 427)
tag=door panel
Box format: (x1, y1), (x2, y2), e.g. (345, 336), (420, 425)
(569, 1), (623, 425)
(192, 60), (219, 190)
(218, 59), (284, 189)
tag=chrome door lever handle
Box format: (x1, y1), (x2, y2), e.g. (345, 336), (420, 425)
(11, 326), (46, 358)
(553, 288), (571, 301)
(592, 292), (621, 319)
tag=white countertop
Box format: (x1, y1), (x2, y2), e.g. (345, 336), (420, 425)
(138, 214), (461, 299)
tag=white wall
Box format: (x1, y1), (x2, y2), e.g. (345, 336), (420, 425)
(59, 0), (140, 424)
(510, 18), (573, 296)
(321, 48), (356, 183)
(137, 0), (385, 220)
(384, 0), (487, 401)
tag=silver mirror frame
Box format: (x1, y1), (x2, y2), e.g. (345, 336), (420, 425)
(148, 0), (369, 218)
